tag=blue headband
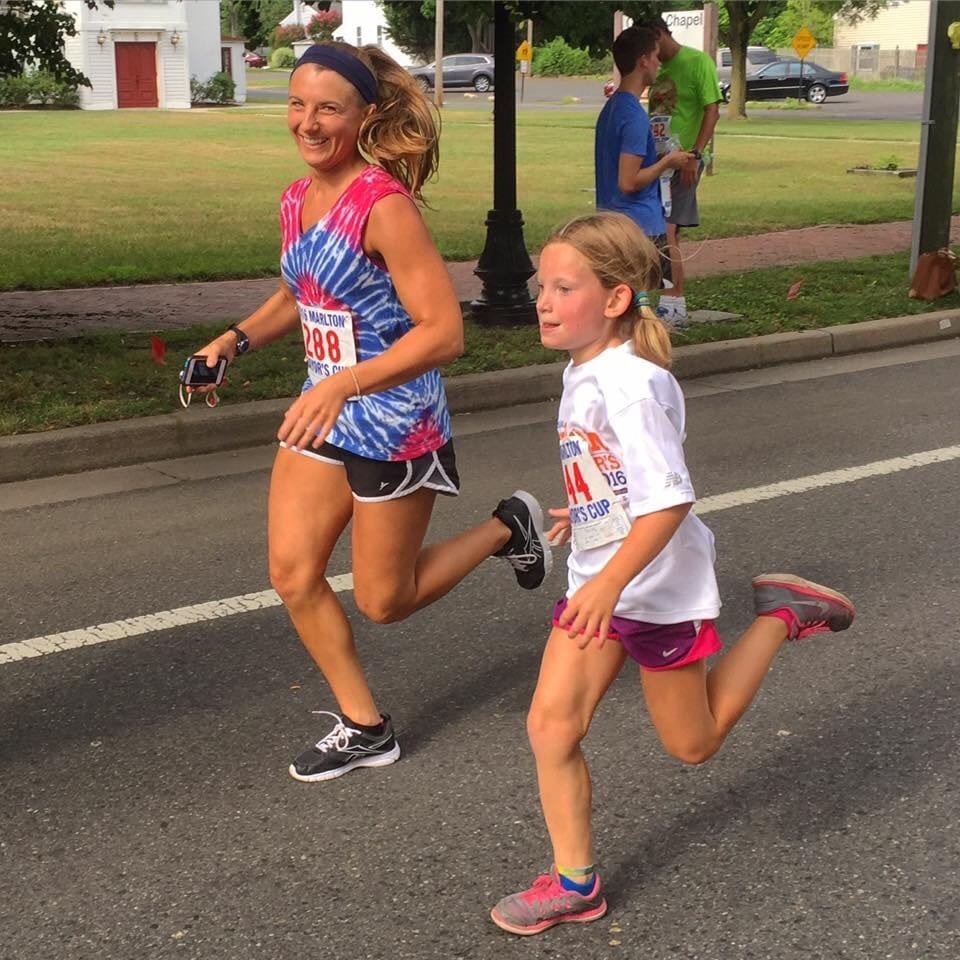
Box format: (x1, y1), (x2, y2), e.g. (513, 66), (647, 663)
(293, 44), (378, 104)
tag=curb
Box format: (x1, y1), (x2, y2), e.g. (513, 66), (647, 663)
(2, 310), (957, 486)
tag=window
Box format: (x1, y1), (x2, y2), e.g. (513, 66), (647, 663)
(377, 25), (384, 46)
(763, 63), (790, 78)
(356, 26), (362, 45)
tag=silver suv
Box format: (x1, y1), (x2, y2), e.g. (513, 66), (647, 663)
(408, 54), (495, 93)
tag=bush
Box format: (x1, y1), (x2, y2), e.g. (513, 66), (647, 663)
(269, 46), (296, 69)
(531, 38), (592, 77)
(273, 24), (305, 47)
(306, 10), (341, 42)
(190, 71), (236, 104)
(0, 71), (79, 108)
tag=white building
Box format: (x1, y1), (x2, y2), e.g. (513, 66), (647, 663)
(333, 0), (413, 66)
(62, 0), (247, 110)
(834, 0), (930, 49)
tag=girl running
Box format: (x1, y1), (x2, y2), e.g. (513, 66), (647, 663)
(190, 43), (549, 782)
(490, 211), (855, 935)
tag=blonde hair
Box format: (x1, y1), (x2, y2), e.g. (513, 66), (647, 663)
(295, 42), (439, 203)
(548, 212), (672, 369)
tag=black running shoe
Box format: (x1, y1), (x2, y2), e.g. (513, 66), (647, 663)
(289, 711), (400, 783)
(492, 490), (552, 590)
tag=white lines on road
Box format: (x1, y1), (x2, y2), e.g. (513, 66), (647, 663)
(4, 443), (960, 667)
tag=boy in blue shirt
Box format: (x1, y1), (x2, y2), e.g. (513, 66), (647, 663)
(595, 26), (691, 324)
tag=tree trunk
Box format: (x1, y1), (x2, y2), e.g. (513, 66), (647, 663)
(724, 0), (771, 120)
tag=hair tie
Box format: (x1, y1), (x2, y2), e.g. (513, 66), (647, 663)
(293, 44), (378, 104)
(632, 291), (650, 309)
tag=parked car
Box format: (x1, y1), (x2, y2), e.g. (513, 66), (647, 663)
(244, 50), (267, 68)
(716, 45), (778, 82)
(408, 54), (495, 93)
(720, 59), (849, 104)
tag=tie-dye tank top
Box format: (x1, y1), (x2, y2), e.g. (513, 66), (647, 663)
(279, 165), (452, 462)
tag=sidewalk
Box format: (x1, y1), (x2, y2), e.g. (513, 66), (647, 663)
(2, 217), (958, 341)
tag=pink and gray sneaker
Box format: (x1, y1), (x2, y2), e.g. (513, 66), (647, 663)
(490, 868), (607, 936)
(753, 573), (855, 640)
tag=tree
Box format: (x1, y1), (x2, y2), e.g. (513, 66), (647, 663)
(721, 0), (889, 119)
(380, 1), (471, 61)
(0, 0), (114, 86)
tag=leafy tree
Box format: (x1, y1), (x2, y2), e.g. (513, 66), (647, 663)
(0, 0), (114, 86)
(380, 1), (472, 61)
(752, 0), (837, 47)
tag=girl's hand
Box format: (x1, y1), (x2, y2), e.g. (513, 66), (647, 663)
(187, 334), (236, 396)
(546, 506), (572, 547)
(556, 576), (622, 650)
(278, 373), (353, 450)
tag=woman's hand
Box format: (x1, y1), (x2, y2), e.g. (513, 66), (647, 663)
(277, 372), (354, 450)
(546, 506), (572, 547)
(186, 333), (236, 396)
(556, 575), (622, 650)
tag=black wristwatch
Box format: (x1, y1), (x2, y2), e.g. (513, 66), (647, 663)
(690, 148), (702, 161)
(228, 324), (251, 355)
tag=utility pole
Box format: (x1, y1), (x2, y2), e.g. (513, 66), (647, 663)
(910, 0), (960, 274)
(434, 0), (444, 110)
(703, 1), (718, 175)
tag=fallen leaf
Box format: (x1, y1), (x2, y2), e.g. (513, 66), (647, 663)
(786, 278), (804, 300)
(150, 335), (167, 365)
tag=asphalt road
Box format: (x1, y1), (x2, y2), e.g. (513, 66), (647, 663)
(249, 77), (923, 121)
(3, 340), (960, 960)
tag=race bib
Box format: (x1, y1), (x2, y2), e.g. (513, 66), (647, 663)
(298, 303), (358, 387)
(650, 114), (672, 155)
(559, 426), (632, 551)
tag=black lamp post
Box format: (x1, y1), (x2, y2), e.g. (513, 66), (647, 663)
(470, 1), (537, 325)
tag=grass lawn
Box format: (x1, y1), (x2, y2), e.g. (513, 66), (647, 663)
(2, 251), (957, 436)
(1, 108), (955, 290)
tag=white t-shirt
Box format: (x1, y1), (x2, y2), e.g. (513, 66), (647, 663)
(557, 341), (721, 623)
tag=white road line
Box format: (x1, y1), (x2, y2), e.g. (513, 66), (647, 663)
(4, 444), (960, 667)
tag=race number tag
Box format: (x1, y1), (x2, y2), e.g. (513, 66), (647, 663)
(298, 303), (358, 387)
(650, 114), (672, 155)
(559, 426), (632, 551)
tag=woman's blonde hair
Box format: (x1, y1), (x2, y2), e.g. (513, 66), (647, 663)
(548, 212), (672, 369)
(294, 42), (439, 203)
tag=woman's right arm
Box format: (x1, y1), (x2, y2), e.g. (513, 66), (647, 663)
(194, 281), (301, 372)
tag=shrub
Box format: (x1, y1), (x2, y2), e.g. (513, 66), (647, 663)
(0, 71), (79, 108)
(190, 71), (236, 104)
(531, 38), (592, 77)
(306, 10), (341, 42)
(273, 24), (305, 47)
(269, 46), (296, 69)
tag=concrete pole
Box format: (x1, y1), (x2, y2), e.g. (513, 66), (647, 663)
(612, 9), (624, 89)
(910, 0), (960, 274)
(434, 0), (444, 110)
(703, 2), (718, 175)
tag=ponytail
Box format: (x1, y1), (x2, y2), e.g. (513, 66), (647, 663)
(630, 304), (672, 370)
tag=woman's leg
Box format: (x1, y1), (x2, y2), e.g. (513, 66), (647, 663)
(527, 627), (627, 869)
(267, 446), (381, 725)
(350, 488), (515, 624)
(640, 616), (788, 766)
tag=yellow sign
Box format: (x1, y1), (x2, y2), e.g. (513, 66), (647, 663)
(791, 26), (817, 60)
(516, 40), (533, 62)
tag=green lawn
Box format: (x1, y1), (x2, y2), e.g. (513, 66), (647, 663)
(2, 251), (957, 436)
(0, 108), (954, 290)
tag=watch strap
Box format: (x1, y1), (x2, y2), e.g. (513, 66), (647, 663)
(229, 324), (250, 354)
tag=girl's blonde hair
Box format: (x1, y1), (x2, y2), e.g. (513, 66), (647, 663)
(295, 42), (439, 203)
(548, 212), (672, 369)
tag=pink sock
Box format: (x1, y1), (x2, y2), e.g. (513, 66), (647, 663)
(761, 607), (799, 639)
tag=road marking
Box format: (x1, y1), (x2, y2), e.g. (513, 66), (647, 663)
(4, 443), (960, 667)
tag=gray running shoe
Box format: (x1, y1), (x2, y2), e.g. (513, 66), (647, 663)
(491, 868), (607, 936)
(289, 711), (400, 782)
(753, 573), (855, 641)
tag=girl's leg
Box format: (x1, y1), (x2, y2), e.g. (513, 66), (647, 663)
(640, 616), (788, 765)
(527, 627), (627, 869)
(266, 447), (379, 724)
(350, 488), (515, 624)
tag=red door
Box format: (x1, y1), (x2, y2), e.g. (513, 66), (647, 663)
(115, 42), (158, 108)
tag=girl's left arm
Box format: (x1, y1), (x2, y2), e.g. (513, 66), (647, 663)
(358, 193), (465, 388)
(557, 503), (691, 648)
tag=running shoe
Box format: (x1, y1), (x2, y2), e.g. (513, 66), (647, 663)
(492, 490), (552, 590)
(752, 573), (855, 641)
(491, 868), (607, 936)
(656, 302), (689, 331)
(288, 711), (400, 782)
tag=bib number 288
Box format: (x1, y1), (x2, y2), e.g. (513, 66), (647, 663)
(303, 325), (343, 364)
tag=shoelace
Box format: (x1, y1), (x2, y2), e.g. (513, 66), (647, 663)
(504, 550), (540, 571)
(310, 710), (361, 753)
(522, 874), (560, 903)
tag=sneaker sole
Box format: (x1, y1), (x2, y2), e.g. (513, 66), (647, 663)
(287, 742), (401, 783)
(752, 573), (855, 626)
(490, 899), (607, 936)
(510, 489), (553, 585)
